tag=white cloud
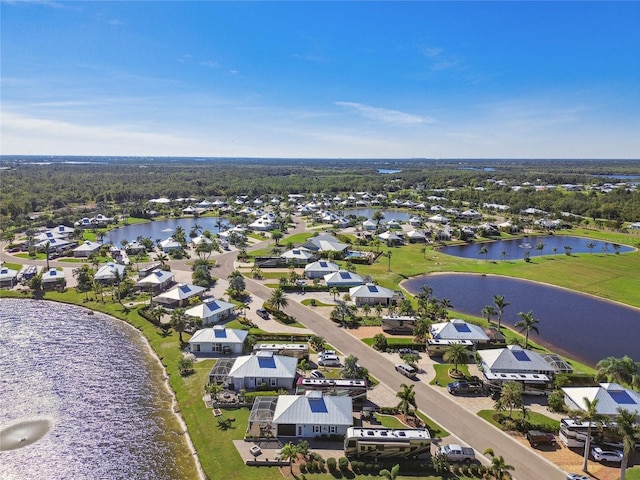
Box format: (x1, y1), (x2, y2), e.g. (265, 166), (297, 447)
(335, 101), (435, 125)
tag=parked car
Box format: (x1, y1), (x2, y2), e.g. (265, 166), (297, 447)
(395, 363), (417, 379)
(256, 308), (270, 319)
(437, 444), (476, 463)
(318, 350), (336, 358)
(591, 446), (623, 463)
(310, 370), (325, 379)
(566, 474), (590, 480)
(447, 380), (483, 395)
(525, 430), (556, 448)
(318, 355), (341, 367)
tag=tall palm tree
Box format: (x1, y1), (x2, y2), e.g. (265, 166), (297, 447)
(586, 242), (595, 254)
(514, 311), (539, 349)
(443, 343), (468, 374)
(412, 317), (430, 342)
(278, 442), (298, 475)
(571, 397), (605, 473)
(493, 295), (510, 330)
(170, 307), (189, 343)
(482, 305), (498, 323)
(269, 288), (288, 312)
(329, 287), (340, 301)
(479, 245), (489, 260)
(483, 448), (515, 479)
(535, 242), (546, 257)
(595, 356), (640, 388)
(615, 408), (640, 480)
(396, 384), (417, 417)
(386, 250), (393, 272)
(380, 464), (400, 480)
(362, 304), (371, 318)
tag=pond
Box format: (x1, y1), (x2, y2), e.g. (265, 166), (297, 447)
(403, 273), (640, 367)
(106, 217), (231, 246)
(343, 208), (413, 222)
(438, 235), (634, 261)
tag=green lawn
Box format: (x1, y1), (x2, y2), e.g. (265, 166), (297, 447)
(429, 364), (472, 387)
(301, 299), (334, 307)
(624, 467), (640, 480)
(477, 409), (560, 432)
(281, 232), (315, 245)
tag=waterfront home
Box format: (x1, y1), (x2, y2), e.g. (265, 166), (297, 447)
(348, 283), (394, 306)
(304, 260), (339, 279)
(36, 237), (74, 253)
(362, 219), (377, 231)
(430, 319), (490, 344)
(562, 383), (640, 420)
(159, 237), (182, 253)
(187, 325), (248, 354)
(94, 263), (126, 284)
(385, 219), (401, 230)
(269, 391), (353, 437)
(301, 234), (349, 256)
(406, 229), (427, 243)
(185, 297), (236, 325)
(40, 268), (66, 290)
(478, 345), (557, 391)
(408, 216), (423, 227)
(153, 283), (206, 308)
(227, 351), (298, 391)
(324, 270), (364, 288)
(280, 247), (316, 265)
(0, 266), (19, 288)
(191, 236), (214, 248)
(73, 241), (102, 258)
(135, 269), (175, 294)
(125, 241), (146, 255)
(50, 224), (75, 237)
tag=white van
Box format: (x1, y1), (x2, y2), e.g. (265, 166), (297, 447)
(318, 355), (341, 367)
(395, 363), (417, 379)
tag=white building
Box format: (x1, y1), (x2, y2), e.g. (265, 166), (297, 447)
(186, 297), (236, 325)
(324, 270), (364, 288)
(430, 319), (490, 344)
(304, 260), (339, 279)
(562, 383), (640, 420)
(228, 352), (298, 391)
(348, 283), (394, 306)
(271, 391), (353, 437)
(94, 263), (126, 284)
(188, 326), (248, 354)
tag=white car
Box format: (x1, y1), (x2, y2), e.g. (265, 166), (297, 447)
(309, 370), (325, 379)
(566, 474), (589, 480)
(591, 446), (623, 463)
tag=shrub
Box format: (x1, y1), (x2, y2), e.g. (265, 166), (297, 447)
(327, 457), (337, 472)
(299, 463), (307, 474)
(338, 456), (350, 471)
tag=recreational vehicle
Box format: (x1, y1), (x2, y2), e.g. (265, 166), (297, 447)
(344, 427), (431, 458)
(253, 343), (309, 359)
(296, 377), (367, 400)
(426, 339), (474, 356)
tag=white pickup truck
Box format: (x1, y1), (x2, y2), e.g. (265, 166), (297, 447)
(438, 444), (476, 462)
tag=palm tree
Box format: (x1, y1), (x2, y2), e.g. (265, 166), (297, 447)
(483, 448), (515, 479)
(374, 304), (383, 317)
(329, 287), (339, 301)
(535, 242), (546, 257)
(482, 305), (498, 323)
(615, 408), (640, 480)
(444, 343), (468, 374)
(362, 304), (371, 317)
(170, 307), (189, 343)
(586, 242), (595, 254)
(493, 295), (510, 330)
(309, 335), (325, 353)
(278, 442), (298, 475)
(412, 317), (430, 342)
(396, 383), (417, 417)
(499, 249), (508, 261)
(595, 355), (640, 388)
(269, 288), (288, 312)
(571, 397), (605, 473)
(386, 250), (393, 271)
(514, 310), (539, 349)
(380, 464), (400, 480)
(479, 245), (489, 260)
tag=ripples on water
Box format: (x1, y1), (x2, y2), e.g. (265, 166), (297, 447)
(0, 299), (196, 480)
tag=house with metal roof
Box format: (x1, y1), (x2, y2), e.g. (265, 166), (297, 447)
(349, 283), (394, 306)
(94, 263), (126, 284)
(0, 266), (19, 288)
(186, 297), (236, 325)
(40, 268), (66, 290)
(159, 237), (182, 253)
(136, 269), (175, 294)
(73, 240), (102, 258)
(271, 391), (353, 437)
(324, 270), (364, 288)
(304, 260), (339, 279)
(153, 283), (206, 308)
(562, 383), (640, 420)
(188, 325), (248, 354)
(280, 247), (316, 265)
(430, 319), (490, 344)
(228, 351), (298, 391)
(301, 234), (349, 255)
(479, 346), (556, 376)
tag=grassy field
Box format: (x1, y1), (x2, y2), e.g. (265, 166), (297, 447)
(477, 409), (560, 432)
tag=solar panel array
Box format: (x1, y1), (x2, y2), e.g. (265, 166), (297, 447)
(512, 350), (531, 362)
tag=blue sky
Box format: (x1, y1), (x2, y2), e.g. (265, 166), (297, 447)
(1, 1), (639, 158)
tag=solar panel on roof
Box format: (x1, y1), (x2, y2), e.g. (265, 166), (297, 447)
(293, 250), (300, 254)
(453, 323), (471, 333)
(367, 285), (378, 293)
(512, 350), (531, 362)
(214, 328), (226, 338)
(319, 262), (327, 267)
(180, 285), (191, 293)
(207, 301), (220, 310)
(610, 390), (635, 405)
(308, 397), (328, 413)
(339, 272), (351, 279)
(257, 356), (276, 369)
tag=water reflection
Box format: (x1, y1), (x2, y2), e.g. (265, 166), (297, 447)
(403, 274), (640, 366)
(0, 299), (197, 480)
(106, 217), (230, 246)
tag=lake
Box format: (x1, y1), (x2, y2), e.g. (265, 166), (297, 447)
(106, 217), (231, 246)
(438, 235), (634, 261)
(403, 274), (640, 367)
(0, 299), (198, 479)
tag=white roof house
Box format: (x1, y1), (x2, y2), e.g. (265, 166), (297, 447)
(377, 230), (402, 243)
(185, 297), (236, 325)
(349, 283), (394, 306)
(192, 236), (214, 247)
(187, 325), (248, 354)
(153, 283), (206, 307)
(362, 219), (377, 231)
(94, 263), (126, 284)
(136, 269), (175, 293)
(50, 225), (75, 237)
(228, 352), (298, 391)
(304, 260), (339, 279)
(431, 319), (490, 343)
(301, 234), (349, 254)
(280, 248), (316, 265)
(406, 230), (427, 242)
(562, 383), (640, 419)
(41, 268), (66, 288)
(0, 267), (19, 287)
(73, 241), (102, 258)
(272, 391), (353, 437)
(478, 345), (556, 376)
(159, 237), (182, 253)
(324, 270), (364, 287)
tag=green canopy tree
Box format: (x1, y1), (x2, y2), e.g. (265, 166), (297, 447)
(514, 310), (539, 349)
(396, 383), (417, 417)
(615, 408), (640, 480)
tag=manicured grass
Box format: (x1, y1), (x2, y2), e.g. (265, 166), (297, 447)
(2, 261), (23, 271)
(375, 413), (408, 428)
(624, 466), (640, 480)
(281, 232), (315, 245)
(477, 409), (560, 432)
(430, 363), (472, 386)
(301, 298), (334, 307)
